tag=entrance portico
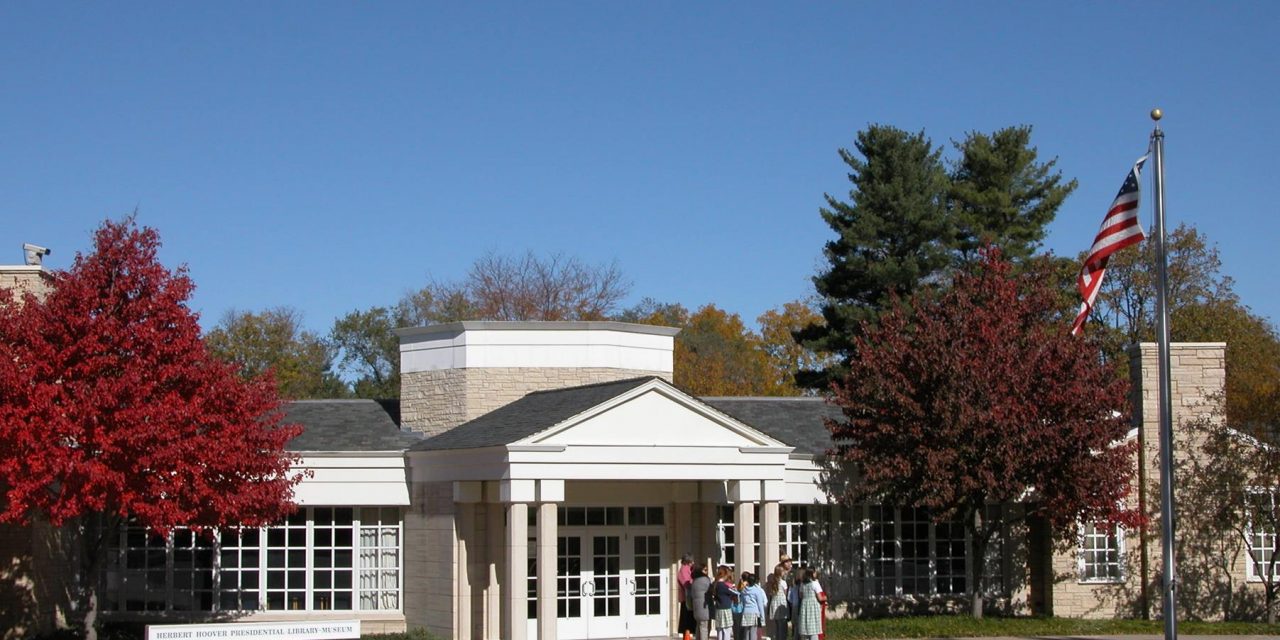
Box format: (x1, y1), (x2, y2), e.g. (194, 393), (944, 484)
(409, 376), (792, 640)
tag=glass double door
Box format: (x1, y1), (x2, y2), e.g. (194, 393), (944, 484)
(553, 526), (666, 639)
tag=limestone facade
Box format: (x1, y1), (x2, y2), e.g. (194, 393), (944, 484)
(0, 266), (51, 302)
(400, 366), (673, 437)
(1045, 343), (1230, 618)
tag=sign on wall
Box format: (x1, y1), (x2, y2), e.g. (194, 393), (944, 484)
(145, 620), (360, 640)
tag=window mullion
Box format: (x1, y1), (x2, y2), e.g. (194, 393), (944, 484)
(893, 507), (903, 597)
(928, 519), (937, 596)
(307, 509), (315, 612)
(166, 531), (175, 612)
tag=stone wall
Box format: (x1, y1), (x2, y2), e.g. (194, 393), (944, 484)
(0, 518), (81, 639)
(403, 481), (457, 637)
(0, 267), (51, 302)
(400, 367), (672, 437)
(0, 269), (70, 639)
(1046, 343), (1227, 619)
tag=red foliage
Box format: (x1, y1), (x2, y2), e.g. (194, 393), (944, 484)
(0, 219), (303, 532)
(828, 249), (1138, 535)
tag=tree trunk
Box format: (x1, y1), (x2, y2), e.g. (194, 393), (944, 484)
(74, 514), (107, 640)
(1268, 585), (1277, 625)
(1222, 576), (1233, 621)
(968, 507), (985, 619)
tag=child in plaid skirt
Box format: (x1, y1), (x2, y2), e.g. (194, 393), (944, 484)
(712, 565), (740, 640)
(795, 568), (822, 640)
(739, 571), (767, 640)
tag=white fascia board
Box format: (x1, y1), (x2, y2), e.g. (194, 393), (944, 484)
(290, 454), (411, 505)
(784, 464), (829, 505)
(297, 467), (408, 483)
(786, 455), (822, 471)
(507, 445), (567, 453)
(408, 447), (510, 482)
(505, 444), (791, 481)
(461, 327), (671, 348)
(294, 453), (409, 468)
(507, 462), (787, 482)
(506, 445), (790, 466)
(399, 326), (674, 373)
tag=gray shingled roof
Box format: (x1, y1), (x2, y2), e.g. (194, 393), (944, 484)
(411, 377), (659, 451)
(284, 386), (842, 457)
(700, 397), (843, 456)
(285, 400), (423, 452)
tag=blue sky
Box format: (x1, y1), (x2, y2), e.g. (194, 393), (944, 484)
(3, 2), (1277, 335)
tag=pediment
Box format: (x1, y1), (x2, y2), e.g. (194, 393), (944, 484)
(519, 380), (787, 449)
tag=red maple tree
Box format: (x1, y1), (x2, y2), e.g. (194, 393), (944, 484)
(0, 219), (303, 636)
(828, 249), (1138, 617)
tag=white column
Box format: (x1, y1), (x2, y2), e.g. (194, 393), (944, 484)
(537, 502), (558, 640)
(455, 482), (483, 640)
(504, 502), (529, 640)
(485, 503), (503, 640)
(729, 480), (761, 576)
(672, 486), (697, 635)
(457, 502), (475, 640)
(733, 501), (755, 576)
(759, 500), (780, 579)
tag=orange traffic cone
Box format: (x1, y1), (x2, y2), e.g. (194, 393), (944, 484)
(683, 632), (693, 640)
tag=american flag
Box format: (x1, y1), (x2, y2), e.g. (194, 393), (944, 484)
(1071, 156), (1148, 335)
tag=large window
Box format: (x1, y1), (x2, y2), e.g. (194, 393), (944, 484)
(779, 505), (812, 566)
(1078, 522), (1124, 583)
(716, 505), (760, 573)
(715, 505), (817, 572)
(933, 516), (967, 595)
(358, 507), (402, 610)
(1247, 491), (1279, 582)
(105, 507), (402, 614)
(861, 505), (972, 597)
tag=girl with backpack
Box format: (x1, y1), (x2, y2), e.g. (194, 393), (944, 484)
(712, 565), (739, 640)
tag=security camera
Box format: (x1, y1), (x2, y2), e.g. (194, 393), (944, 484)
(23, 243), (51, 266)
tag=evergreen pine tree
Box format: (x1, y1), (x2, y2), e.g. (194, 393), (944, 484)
(796, 125), (953, 389)
(949, 125), (1077, 263)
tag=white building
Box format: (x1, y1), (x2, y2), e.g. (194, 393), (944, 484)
(0, 264), (1252, 639)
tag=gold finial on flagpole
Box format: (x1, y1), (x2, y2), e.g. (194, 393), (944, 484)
(1151, 108), (1163, 121)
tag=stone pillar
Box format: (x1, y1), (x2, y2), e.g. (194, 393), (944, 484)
(504, 502), (529, 640)
(1128, 342), (1226, 620)
(536, 480), (564, 640)
(729, 481), (761, 576)
(484, 502), (503, 640)
(759, 480), (785, 578)
(759, 501), (780, 579)
(673, 484), (698, 633)
(501, 479), (539, 640)
(455, 483), (482, 640)
(536, 504), (557, 639)
(733, 502), (755, 576)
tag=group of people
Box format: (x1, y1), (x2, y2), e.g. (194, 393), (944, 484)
(677, 553), (826, 640)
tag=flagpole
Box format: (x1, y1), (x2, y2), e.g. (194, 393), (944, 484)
(1150, 107), (1177, 640)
